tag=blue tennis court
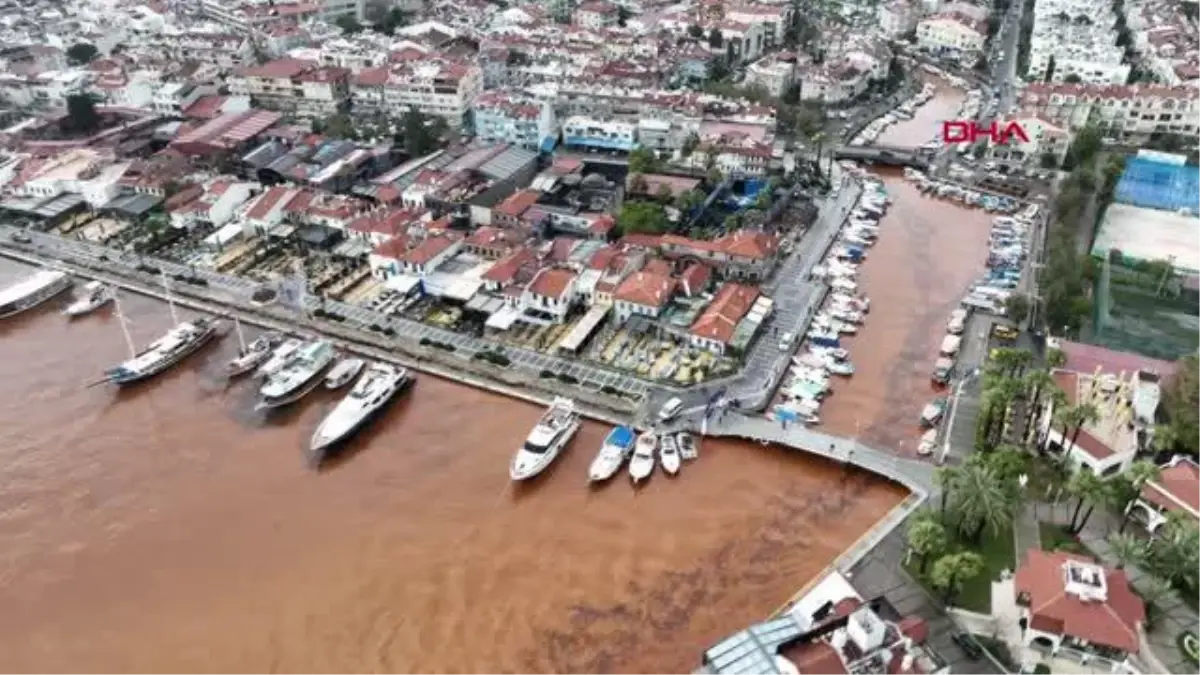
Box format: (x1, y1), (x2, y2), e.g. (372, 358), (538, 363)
(1114, 157), (1200, 213)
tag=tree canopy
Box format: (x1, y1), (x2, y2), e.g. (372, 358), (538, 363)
(617, 201), (669, 235)
(66, 42), (98, 65)
(335, 15), (363, 35)
(63, 93), (100, 134)
(627, 147), (659, 174)
(397, 109), (447, 158)
(1161, 354), (1199, 457)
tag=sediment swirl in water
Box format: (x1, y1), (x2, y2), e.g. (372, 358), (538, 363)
(0, 267), (903, 673)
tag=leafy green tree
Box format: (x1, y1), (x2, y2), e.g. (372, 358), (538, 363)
(1139, 576), (1175, 628)
(1146, 514), (1200, 592)
(930, 551), (986, 605)
(397, 109), (445, 157)
(907, 514), (950, 575)
(687, 24), (705, 39)
(986, 445), (1029, 483)
(1021, 369), (1057, 444)
(1040, 152), (1059, 169)
(64, 93), (100, 134)
(935, 465), (961, 516)
(675, 189), (705, 213)
(655, 183), (674, 203)
(379, 8), (410, 35)
(617, 201), (668, 235)
(628, 173), (649, 195)
(336, 15), (363, 34)
(628, 147), (659, 174)
(708, 28), (724, 48)
(1161, 354), (1199, 457)
(754, 190), (772, 210)
(1058, 402), (1101, 458)
(1046, 347), (1067, 369)
(1005, 294), (1031, 325)
(67, 42), (98, 65)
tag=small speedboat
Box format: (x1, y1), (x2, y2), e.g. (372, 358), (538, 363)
(660, 434), (681, 476)
(827, 360), (855, 376)
(325, 357), (365, 390)
(676, 432), (698, 460)
(589, 425), (636, 483)
(225, 332), (284, 377)
(920, 397), (949, 427)
(629, 432), (657, 484)
(917, 429), (938, 456)
(63, 281), (113, 318)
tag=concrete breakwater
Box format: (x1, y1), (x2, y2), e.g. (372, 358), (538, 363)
(0, 244), (637, 427)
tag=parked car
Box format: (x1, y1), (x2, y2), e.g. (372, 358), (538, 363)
(779, 332), (797, 351)
(951, 632), (983, 661)
(991, 324), (1020, 343)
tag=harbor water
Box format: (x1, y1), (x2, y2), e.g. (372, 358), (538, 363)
(0, 260), (903, 672)
(821, 81), (994, 453)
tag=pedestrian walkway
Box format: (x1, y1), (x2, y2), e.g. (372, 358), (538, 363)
(1016, 500), (1199, 674)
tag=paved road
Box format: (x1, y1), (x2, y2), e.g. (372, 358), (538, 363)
(643, 171), (863, 423)
(1, 227), (653, 399)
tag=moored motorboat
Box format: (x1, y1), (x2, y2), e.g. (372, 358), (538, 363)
(510, 397), (580, 481)
(225, 331), (284, 377)
(63, 280), (113, 318)
(324, 357), (365, 390)
(629, 432), (657, 484)
(257, 340), (337, 410)
(255, 338), (303, 378)
(676, 432), (698, 460)
(920, 397), (949, 427)
(308, 362), (413, 466)
(659, 434), (681, 476)
(0, 268), (72, 319)
(105, 318), (221, 385)
(588, 425), (636, 483)
(917, 429), (939, 456)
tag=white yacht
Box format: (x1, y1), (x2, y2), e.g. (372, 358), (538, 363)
(510, 397), (580, 481)
(63, 281), (113, 318)
(588, 425), (636, 483)
(629, 432), (657, 484)
(257, 340), (337, 410)
(324, 358), (365, 390)
(255, 338), (304, 378)
(659, 434), (681, 476)
(105, 318), (221, 385)
(0, 268), (72, 319)
(308, 362), (414, 466)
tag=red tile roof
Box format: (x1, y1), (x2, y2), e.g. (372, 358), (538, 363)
(238, 58), (316, 79)
(494, 189), (541, 219)
(483, 248), (536, 284)
(1057, 340), (1178, 379)
(679, 262), (711, 296)
(182, 95), (228, 120)
(371, 237), (411, 261)
(782, 641), (848, 674)
(528, 268), (576, 300)
(587, 245), (619, 271)
(1141, 459), (1200, 517)
(401, 236), (456, 266)
(614, 271), (674, 308)
(716, 229), (779, 259)
(642, 258), (673, 276)
(1014, 549), (1144, 653)
(588, 213), (616, 236)
(690, 283), (759, 344)
(245, 185), (295, 221)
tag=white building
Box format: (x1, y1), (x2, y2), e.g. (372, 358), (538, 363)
(1018, 82), (1200, 142)
(915, 12), (987, 56)
(878, 0), (920, 39)
(1027, 0), (1129, 84)
(1039, 369), (1150, 477)
(351, 59), (482, 130)
(985, 115), (1071, 165)
(521, 268), (577, 324)
(746, 54), (796, 99)
(1126, 455), (1199, 535)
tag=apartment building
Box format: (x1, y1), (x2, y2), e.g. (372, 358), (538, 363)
(561, 116), (638, 152)
(200, 0), (360, 30)
(474, 91), (558, 151)
(1018, 82), (1199, 141)
(1123, 0), (1200, 86)
(1027, 0), (1130, 84)
(985, 115), (1070, 165)
(745, 53), (796, 98)
(228, 58), (350, 118)
(351, 58), (482, 130)
(915, 11), (987, 57)
(572, 1), (620, 29)
(877, 0), (920, 38)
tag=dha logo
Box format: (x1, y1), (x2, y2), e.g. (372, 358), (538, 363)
(942, 121), (1031, 146)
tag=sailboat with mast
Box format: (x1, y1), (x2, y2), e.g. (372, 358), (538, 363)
(223, 316), (283, 378)
(103, 274), (222, 386)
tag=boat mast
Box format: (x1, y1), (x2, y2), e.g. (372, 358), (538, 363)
(233, 316), (247, 352)
(160, 270), (180, 325)
(113, 292), (137, 359)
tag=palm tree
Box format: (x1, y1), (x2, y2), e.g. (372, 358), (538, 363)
(983, 377), (1024, 446)
(1138, 576), (1174, 629)
(1046, 347), (1067, 369)
(1065, 469), (1105, 533)
(1110, 461), (1161, 534)
(1107, 533), (1148, 569)
(951, 462), (1020, 542)
(907, 515), (950, 575)
(1021, 369), (1057, 444)
(934, 465), (961, 516)
(1064, 402), (1101, 455)
(930, 551), (986, 606)
(988, 347), (1034, 379)
(986, 444), (1029, 483)
(1149, 424), (1180, 457)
